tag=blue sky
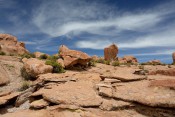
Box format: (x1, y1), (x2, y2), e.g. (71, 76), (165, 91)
(0, 0), (175, 63)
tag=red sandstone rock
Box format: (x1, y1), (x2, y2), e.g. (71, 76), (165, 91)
(148, 60), (162, 65)
(104, 44), (118, 61)
(149, 68), (175, 76)
(0, 34), (29, 55)
(123, 55), (138, 63)
(59, 45), (91, 68)
(23, 58), (53, 78)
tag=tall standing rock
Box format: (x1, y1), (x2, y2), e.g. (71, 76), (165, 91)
(172, 52), (175, 63)
(0, 34), (29, 55)
(104, 44), (118, 61)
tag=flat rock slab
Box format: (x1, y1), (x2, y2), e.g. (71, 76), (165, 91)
(1, 107), (147, 117)
(100, 99), (133, 111)
(30, 99), (49, 109)
(1, 110), (52, 117)
(100, 72), (147, 81)
(0, 92), (20, 105)
(150, 79), (175, 89)
(100, 67), (147, 81)
(113, 80), (175, 108)
(32, 80), (102, 107)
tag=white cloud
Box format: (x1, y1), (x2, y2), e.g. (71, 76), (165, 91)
(133, 49), (175, 56)
(32, 0), (170, 37)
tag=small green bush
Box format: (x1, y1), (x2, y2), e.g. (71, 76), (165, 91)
(104, 60), (110, 65)
(89, 60), (96, 67)
(45, 60), (65, 73)
(112, 61), (120, 66)
(96, 58), (106, 64)
(21, 53), (35, 59)
(39, 54), (48, 59)
(0, 51), (6, 55)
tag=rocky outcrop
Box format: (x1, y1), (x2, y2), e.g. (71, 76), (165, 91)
(30, 99), (49, 109)
(104, 44), (118, 61)
(147, 60), (162, 65)
(150, 79), (175, 89)
(0, 92), (20, 105)
(0, 34), (29, 55)
(149, 68), (175, 76)
(31, 80), (102, 107)
(172, 52), (175, 63)
(118, 56), (138, 64)
(59, 45), (91, 68)
(33, 52), (49, 58)
(112, 80), (175, 108)
(0, 64), (9, 86)
(23, 58), (53, 78)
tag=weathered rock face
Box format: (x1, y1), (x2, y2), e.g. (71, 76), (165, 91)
(148, 60), (162, 65)
(59, 45), (91, 68)
(104, 44), (118, 61)
(112, 80), (175, 108)
(31, 80), (102, 107)
(23, 58), (53, 78)
(149, 68), (175, 76)
(122, 56), (138, 64)
(0, 64), (9, 86)
(0, 34), (29, 55)
(33, 52), (49, 58)
(91, 55), (99, 61)
(57, 58), (65, 68)
(172, 52), (175, 63)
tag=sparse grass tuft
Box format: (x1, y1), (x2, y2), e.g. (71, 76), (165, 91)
(112, 61), (120, 66)
(45, 60), (65, 73)
(19, 81), (31, 91)
(21, 53), (35, 59)
(20, 67), (34, 80)
(89, 60), (96, 67)
(104, 60), (110, 65)
(96, 58), (106, 64)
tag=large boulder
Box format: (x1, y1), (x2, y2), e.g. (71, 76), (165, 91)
(23, 58), (53, 78)
(0, 34), (29, 55)
(123, 55), (138, 63)
(33, 52), (49, 58)
(147, 60), (162, 65)
(104, 44), (118, 61)
(59, 45), (91, 68)
(172, 52), (175, 63)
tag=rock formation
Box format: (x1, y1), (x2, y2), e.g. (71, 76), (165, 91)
(172, 52), (175, 63)
(59, 45), (91, 68)
(104, 44), (118, 61)
(33, 52), (49, 58)
(148, 60), (162, 65)
(118, 55), (138, 64)
(0, 34), (29, 55)
(22, 58), (53, 78)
